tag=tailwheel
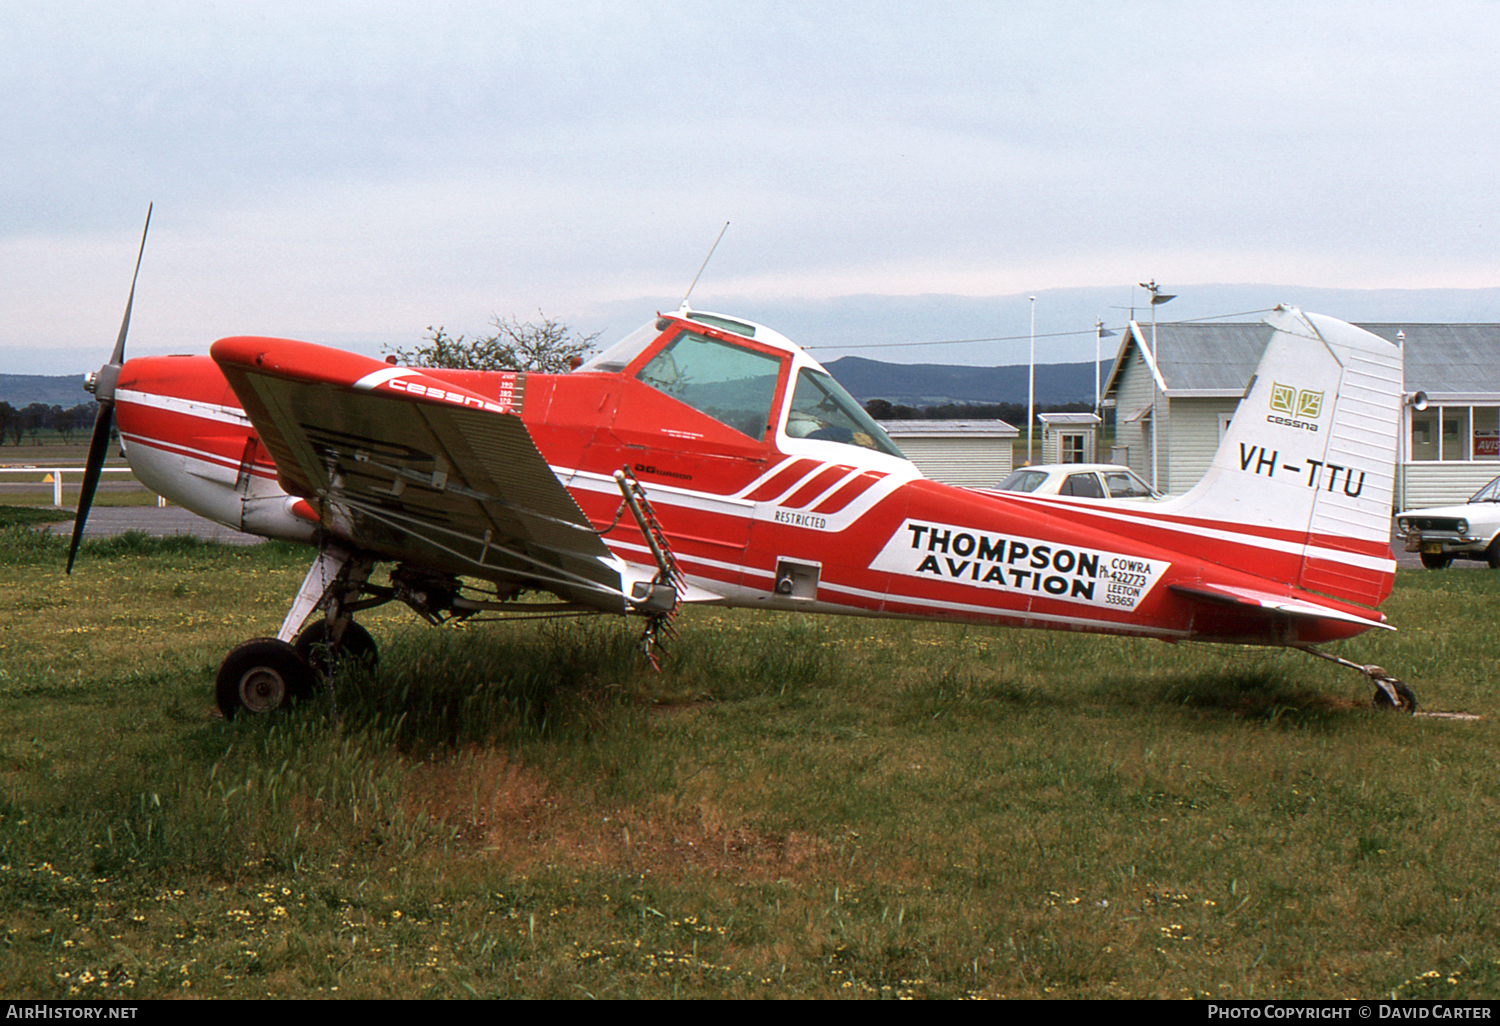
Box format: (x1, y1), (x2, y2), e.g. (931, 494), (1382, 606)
(1370, 670), (1418, 714)
(216, 639), (315, 719)
(1296, 647), (1418, 715)
(294, 619), (378, 678)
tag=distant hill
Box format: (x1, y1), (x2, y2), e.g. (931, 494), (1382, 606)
(823, 356), (1099, 406)
(0, 374), (86, 408)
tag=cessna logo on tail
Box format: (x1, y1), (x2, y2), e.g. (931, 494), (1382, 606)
(871, 519), (1168, 612)
(1268, 382), (1323, 432)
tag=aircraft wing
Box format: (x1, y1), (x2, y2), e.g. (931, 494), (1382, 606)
(210, 336), (629, 612)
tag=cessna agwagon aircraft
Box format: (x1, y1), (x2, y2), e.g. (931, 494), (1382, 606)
(68, 211), (1414, 717)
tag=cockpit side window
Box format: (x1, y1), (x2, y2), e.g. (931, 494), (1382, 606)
(786, 368), (905, 457)
(635, 331), (783, 441)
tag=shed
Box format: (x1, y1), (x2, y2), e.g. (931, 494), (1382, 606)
(1037, 412), (1102, 464)
(878, 419), (1018, 487)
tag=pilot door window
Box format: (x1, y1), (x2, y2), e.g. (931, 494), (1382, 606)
(785, 368), (906, 457)
(636, 331), (782, 441)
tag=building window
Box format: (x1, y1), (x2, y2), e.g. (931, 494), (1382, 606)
(1443, 408), (1470, 461)
(1061, 434), (1085, 463)
(1409, 405), (1500, 461)
(1475, 407), (1499, 460)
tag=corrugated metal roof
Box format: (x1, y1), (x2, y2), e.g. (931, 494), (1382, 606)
(1359, 324), (1500, 393)
(1105, 321), (1500, 396)
(1150, 323), (1271, 392)
(879, 418), (1018, 438)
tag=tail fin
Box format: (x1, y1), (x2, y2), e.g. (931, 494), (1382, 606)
(1161, 307), (1400, 606)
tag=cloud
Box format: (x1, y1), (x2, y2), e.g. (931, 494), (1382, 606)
(6, 2), (1500, 374)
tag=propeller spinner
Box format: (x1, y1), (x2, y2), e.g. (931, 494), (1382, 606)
(67, 204), (152, 574)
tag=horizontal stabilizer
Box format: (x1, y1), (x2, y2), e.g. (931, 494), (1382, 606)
(1168, 582), (1392, 631)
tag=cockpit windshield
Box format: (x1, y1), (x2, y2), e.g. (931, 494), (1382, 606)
(581, 315), (907, 460)
(785, 368), (905, 457)
(579, 321), (662, 373)
(635, 330), (783, 441)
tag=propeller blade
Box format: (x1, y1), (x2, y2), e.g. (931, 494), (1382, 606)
(68, 204), (152, 574)
(110, 203), (151, 368)
(66, 403), (115, 574)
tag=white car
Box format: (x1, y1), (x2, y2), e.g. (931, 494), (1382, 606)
(993, 463), (1162, 501)
(1395, 474), (1500, 569)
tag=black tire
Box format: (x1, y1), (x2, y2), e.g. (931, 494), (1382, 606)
(1373, 680), (1418, 714)
(1420, 550), (1453, 570)
(216, 639), (315, 719)
(294, 619), (378, 678)
(1486, 538), (1500, 569)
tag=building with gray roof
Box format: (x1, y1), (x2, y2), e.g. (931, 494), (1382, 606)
(1101, 320), (1500, 507)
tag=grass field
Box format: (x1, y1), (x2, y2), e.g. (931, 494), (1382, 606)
(1, 519), (1498, 999)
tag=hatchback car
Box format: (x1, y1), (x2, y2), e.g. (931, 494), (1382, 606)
(1395, 474), (1500, 569)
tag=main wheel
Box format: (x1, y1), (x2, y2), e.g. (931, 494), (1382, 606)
(1485, 538), (1500, 569)
(216, 639), (315, 719)
(294, 619), (378, 678)
(1420, 551), (1453, 570)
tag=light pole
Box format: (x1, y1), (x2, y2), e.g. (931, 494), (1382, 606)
(1139, 280), (1175, 491)
(1027, 296), (1036, 465)
(1397, 329), (1422, 510)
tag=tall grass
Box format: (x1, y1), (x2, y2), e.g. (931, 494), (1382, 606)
(1, 523), (1498, 997)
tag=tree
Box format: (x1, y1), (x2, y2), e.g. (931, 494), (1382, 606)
(53, 403), (94, 444)
(863, 397), (1096, 427)
(385, 313), (601, 374)
(17, 404), (49, 445)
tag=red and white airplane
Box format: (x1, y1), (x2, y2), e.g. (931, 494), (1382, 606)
(69, 211), (1412, 717)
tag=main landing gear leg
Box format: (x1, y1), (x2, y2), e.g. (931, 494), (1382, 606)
(285, 548), (380, 712)
(214, 545), (379, 720)
(1297, 646), (1418, 713)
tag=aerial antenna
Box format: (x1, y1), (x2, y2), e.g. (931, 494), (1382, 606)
(679, 221), (730, 311)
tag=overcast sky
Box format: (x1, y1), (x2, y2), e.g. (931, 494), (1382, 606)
(7, 1), (1500, 376)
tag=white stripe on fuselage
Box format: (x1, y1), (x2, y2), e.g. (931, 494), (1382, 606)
(564, 458), (1390, 580)
(116, 388), (252, 428)
(118, 430), (275, 482)
(974, 490), (1395, 575)
(555, 462), (916, 534)
(603, 535), (1187, 638)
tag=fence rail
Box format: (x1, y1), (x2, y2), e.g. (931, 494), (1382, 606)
(0, 467), (159, 507)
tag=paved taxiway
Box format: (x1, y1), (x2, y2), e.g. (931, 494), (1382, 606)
(47, 506), (262, 546)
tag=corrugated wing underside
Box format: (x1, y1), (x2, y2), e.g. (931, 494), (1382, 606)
(230, 370), (624, 611)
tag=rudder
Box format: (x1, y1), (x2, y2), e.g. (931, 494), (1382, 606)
(1159, 307), (1400, 606)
